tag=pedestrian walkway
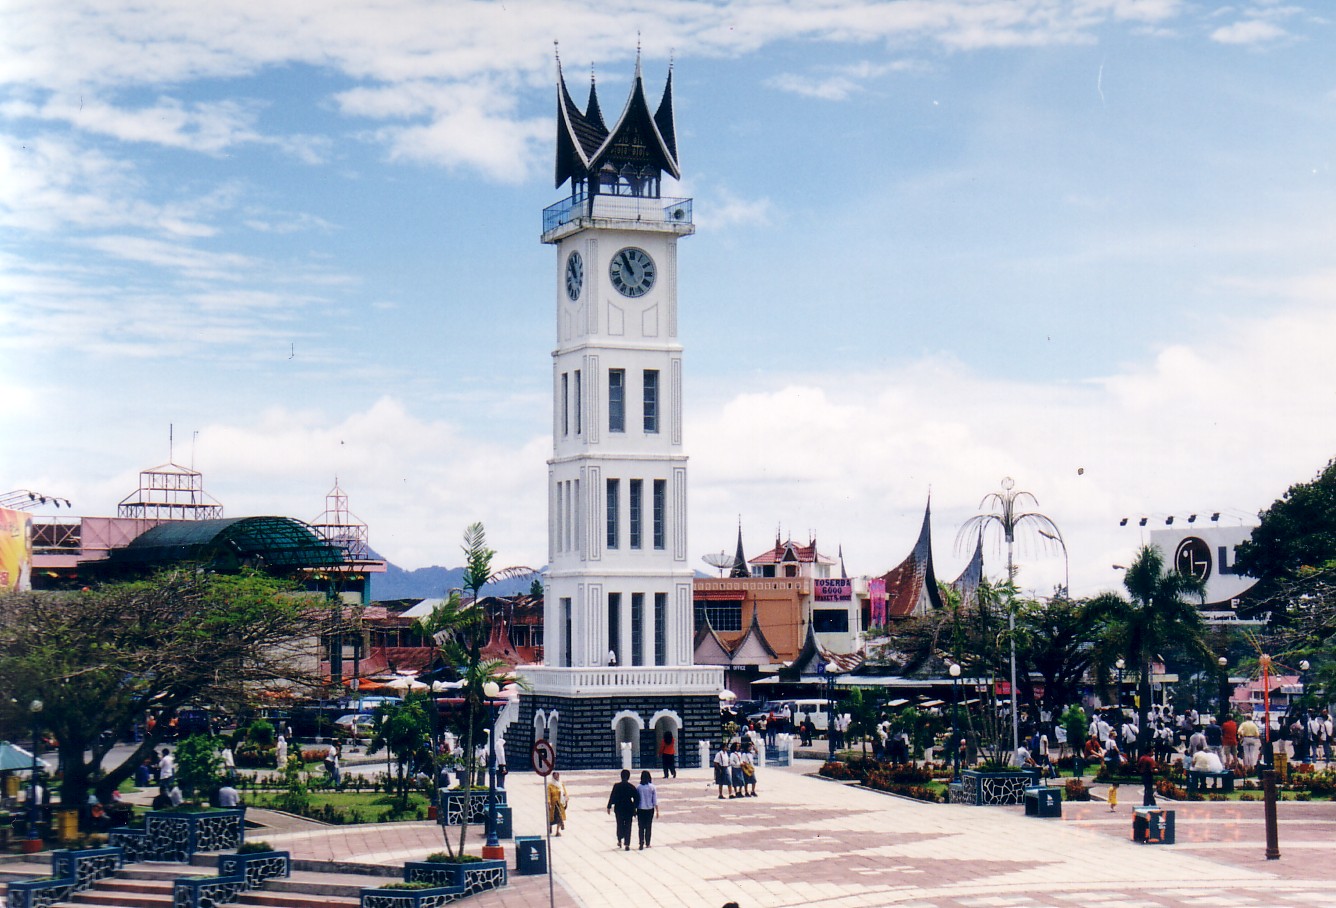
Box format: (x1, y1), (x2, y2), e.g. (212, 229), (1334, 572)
(236, 759), (1334, 908)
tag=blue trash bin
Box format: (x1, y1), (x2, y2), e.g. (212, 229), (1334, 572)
(515, 835), (547, 874)
(490, 803), (513, 840)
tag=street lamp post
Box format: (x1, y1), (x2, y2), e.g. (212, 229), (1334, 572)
(26, 699), (43, 854)
(481, 680), (505, 859)
(1115, 658), (1125, 710)
(824, 661), (839, 763)
(1217, 656), (1229, 722)
(949, 663), (962, 782)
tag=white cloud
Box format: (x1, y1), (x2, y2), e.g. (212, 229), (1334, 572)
(766, 60), (921, 101)
(1210, 20), (1288, 44)
(685, 290), (1336, 598)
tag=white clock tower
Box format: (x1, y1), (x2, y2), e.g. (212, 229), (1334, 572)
(515, 57), (724, 770)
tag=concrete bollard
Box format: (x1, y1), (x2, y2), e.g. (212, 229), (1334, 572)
(620, 741), (633, 771)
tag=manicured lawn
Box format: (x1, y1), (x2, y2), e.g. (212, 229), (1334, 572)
(247, 789), (430, 823)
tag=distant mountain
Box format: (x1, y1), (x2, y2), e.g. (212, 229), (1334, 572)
(369, 556), (540, 601)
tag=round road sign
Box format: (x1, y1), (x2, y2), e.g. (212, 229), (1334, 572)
(531, 740), (556, 776)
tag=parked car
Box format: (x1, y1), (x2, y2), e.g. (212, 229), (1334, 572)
(334, 714), (376, 739)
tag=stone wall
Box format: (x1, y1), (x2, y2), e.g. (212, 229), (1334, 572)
(508, 693), (719, 771)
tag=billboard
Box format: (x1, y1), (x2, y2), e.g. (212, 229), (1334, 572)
(0, 507), (33, 592)
(1148, 524), (1257, 608)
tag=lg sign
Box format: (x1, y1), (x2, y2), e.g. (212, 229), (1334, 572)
(1171, 535), (1243, 584)
(1174, 537), (1213, 581)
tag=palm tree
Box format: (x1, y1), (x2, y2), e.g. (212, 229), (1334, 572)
(957, 478), (1065, 751)
(415, 523), (534, 859)
(1089, 544), (1211, 749)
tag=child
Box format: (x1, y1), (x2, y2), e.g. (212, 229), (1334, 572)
(1107, 782), (1119, 811)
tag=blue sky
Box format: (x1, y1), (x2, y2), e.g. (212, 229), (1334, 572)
(4, 0), (1335, 597)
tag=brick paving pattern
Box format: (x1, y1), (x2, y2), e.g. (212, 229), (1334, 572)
(237, 762), (1335, 908)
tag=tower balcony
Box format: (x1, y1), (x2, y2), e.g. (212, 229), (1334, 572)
(518, 664), (723, 697)
(542, 194), (694, 243)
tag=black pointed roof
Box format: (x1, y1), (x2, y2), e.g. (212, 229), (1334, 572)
(729, 524), (750, 578)
(554, 59), (680, 190)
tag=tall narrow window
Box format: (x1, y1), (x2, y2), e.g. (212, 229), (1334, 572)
(574, 370), (582, 434)
(653, 592), (667, 666)
(573, 478), (581, 551)
(629, 479), (643, 549)
(631, 593), (645, 666)
(606, 478), (620, 549)
(642, 369), (659, 433)
(561, 597), (572, 667)
(607, 593), (621, 666)
(652, 479), (666, 550)
(608, 369), (625, 433)
(556, 482), (565, 552)
(561, 372), (569, 437)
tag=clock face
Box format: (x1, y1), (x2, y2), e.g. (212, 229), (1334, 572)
(565, 251), (583, 301)
(609, 247), (656, 298)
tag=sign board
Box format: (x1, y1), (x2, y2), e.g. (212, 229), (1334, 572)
(531, 740), (556, 776)
(814, 578), (853, 602)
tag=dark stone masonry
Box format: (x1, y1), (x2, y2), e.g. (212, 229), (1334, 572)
(508, 693), (719, 771)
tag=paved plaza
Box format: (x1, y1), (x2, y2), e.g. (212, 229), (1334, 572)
(245, 758), (1335, 908)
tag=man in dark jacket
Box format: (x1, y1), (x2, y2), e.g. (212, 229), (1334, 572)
(606, 769), (638, 851)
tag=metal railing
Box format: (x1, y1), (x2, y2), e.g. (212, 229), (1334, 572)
(543, 194), (693, 234)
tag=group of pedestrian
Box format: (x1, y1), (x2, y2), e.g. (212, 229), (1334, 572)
(712, 739), (758, 799)
(606, 769), (660, 850)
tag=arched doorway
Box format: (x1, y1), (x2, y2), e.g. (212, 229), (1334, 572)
(611, 710), (644, 768)
(648, 709), (683, 772)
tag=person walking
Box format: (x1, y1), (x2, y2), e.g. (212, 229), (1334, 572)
(635, 770), (659, 849)
(546, 771), (568, 836)
(658, 731), (677, 779)
(727, 742), (745, 799)
(740, 738), (758, 797)
(606, 769), (638, 851)
(221, 744), (237, 783)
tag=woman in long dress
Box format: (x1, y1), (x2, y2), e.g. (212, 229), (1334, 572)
(546, 771), (568, 836)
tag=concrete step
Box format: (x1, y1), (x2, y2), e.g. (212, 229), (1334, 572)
(86, 877), (175, 894)
(114, 863), (195, 881)
(235, 890), (360, 907)
(66, 890), (174, 907)
(0, 860), (56, 883)
(266, 871), (393, 898)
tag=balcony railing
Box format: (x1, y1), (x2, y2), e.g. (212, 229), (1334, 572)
(543, 194), (693, 235)
(517, 664), (723, 696)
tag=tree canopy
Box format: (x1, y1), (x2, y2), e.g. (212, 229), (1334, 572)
(1235, 458), (1336, 582)
(0, 569), (322, 806)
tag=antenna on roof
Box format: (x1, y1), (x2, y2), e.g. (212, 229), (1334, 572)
(169, 423), (175, 463)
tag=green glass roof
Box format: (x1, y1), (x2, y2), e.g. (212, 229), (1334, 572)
(110, 516), (346, 570)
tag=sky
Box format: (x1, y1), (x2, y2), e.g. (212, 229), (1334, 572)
(4, 0), (1336, 599)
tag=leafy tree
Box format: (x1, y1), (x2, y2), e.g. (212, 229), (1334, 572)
(0, 569), (321, 808)
(1012, 594), (1106, 713)
(368, 693), (433, 810)
(1235, 459), (1336, 583)
(841, 686), (878, 758)
(175, 734), (222, 804)
(1060, 705), (1088, 759)
(1088, 545), (1211, 744)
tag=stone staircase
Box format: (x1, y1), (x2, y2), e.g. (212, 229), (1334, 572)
(0, 857), (387, 907)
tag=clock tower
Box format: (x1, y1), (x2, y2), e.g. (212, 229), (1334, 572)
(514, 57), (724, 770)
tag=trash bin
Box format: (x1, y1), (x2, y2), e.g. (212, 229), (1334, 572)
(515, 835), (547, 875)
(490, 803), (513, 840)
(56, 808), (80, 842)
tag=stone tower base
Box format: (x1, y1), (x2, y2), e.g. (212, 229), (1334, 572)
(507, 691), (719, 772)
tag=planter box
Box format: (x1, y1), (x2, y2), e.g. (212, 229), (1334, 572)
(404, 858), (508, 898)
(950, 770), (1041, 806)
(174, 850), (291, 908)
(109, 809), (245, 862)
(436, 790), (506, 827)
(6, 846), (123, 908)
(360, 884), (466, 908)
